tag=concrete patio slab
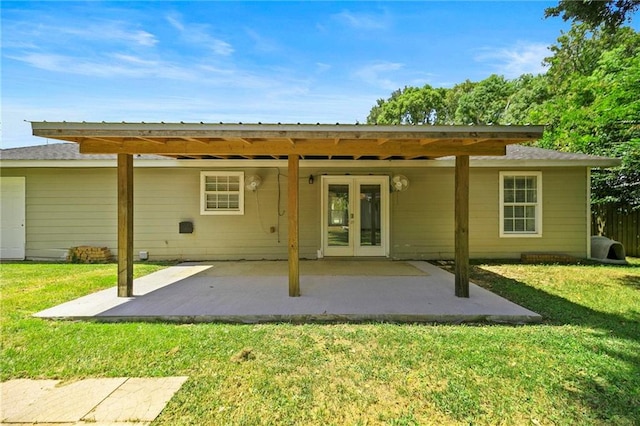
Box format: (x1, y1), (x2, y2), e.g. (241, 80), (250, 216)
(34, 261), (541, 324)
(0, 377), (188, 425)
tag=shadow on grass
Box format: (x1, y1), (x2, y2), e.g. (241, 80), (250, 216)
(469, 264), (640, 423)
(617, 274), (640, 290)
(469, 264), (640, 339)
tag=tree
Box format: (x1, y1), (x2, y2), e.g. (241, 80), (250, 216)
(501, 74), (551, 125)
(533, 26), (640, 208)
(441, 80), (475, 124)
(545, 0), (640, 30)
(366, 85), (445, 125)
(454, 75), (515, 125)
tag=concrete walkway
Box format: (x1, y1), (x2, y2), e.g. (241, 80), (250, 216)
(34, 260), (541, 324)
(0, 377), (187, 425)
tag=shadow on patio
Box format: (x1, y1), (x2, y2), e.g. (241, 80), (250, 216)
(34, 260), (541, 324)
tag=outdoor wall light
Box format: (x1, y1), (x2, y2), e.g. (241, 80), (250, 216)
(308, 174), (314, 184)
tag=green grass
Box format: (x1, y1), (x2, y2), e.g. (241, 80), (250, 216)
(1, 259), (639, 425)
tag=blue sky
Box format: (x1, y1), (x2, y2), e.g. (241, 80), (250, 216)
(2, 1), (585, 148)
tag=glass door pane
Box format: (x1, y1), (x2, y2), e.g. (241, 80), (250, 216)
(359, 184), (381, 247)
(327, 184), (350, 247)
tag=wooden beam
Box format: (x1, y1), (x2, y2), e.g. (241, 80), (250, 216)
(117, 154), (134, 297)
(288, 154), (300, 297)
(454, 155), (470, 298)
(77, 138), (507, 158)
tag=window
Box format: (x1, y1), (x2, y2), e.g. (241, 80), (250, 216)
(201, 172), (244, 215)
(499, 172), (542, 237)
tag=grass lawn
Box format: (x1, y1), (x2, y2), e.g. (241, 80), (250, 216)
(1, 259), (639, 425)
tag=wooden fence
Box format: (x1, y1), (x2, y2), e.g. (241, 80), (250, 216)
(592, 205), (640, 257)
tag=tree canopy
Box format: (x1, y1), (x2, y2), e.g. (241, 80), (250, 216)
(545, 0), (640, 30)
(365, 9), (639, 209)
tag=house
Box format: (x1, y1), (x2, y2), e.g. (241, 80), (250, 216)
(0, 123), (619, 297)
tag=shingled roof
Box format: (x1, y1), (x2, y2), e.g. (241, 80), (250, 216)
(0, 143), (164, 160)
(0, 142), (619, 166)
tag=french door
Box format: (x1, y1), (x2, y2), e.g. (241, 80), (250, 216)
(321, 176), (389, 257)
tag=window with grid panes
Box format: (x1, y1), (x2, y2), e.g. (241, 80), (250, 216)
(500, 172), (542, 236)
(200, 172), (244, 215)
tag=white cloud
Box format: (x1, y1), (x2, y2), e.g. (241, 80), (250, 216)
(315, 63), (332, 73)
(244, 28), (279, 53)
(166, 13), (185, 32)
(9, 52), (197, 80)
(332, 10), (388, 30)
(10, 20), (158, 47)
(354, 62), (404, 90)
(165, 14), (233, 56)
(475, 42), (550, 78)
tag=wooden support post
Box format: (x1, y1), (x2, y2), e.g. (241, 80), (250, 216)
(455, 155), (470, 298)
(117, 154), (134, 297)
(288, 154), (300, 297)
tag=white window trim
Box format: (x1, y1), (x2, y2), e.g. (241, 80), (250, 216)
(499, 171), (542, 238)
(200, 171), (245, 215)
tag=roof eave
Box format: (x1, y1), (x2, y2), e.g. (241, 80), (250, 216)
(0, 158), (621, 169)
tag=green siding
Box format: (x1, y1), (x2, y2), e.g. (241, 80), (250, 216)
(1, 165), (589, 261)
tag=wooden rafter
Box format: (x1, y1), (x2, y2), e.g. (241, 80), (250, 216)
(135, 136), (165, 144)
(419, 138), (441, 145)
(462, 138), (491, 146)
(92, 136), (122, 144)
(185, 137), (210, 145)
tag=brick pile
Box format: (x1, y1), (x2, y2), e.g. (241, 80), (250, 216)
(521, 253), (577, 264)
(67, 246), (113, 263)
